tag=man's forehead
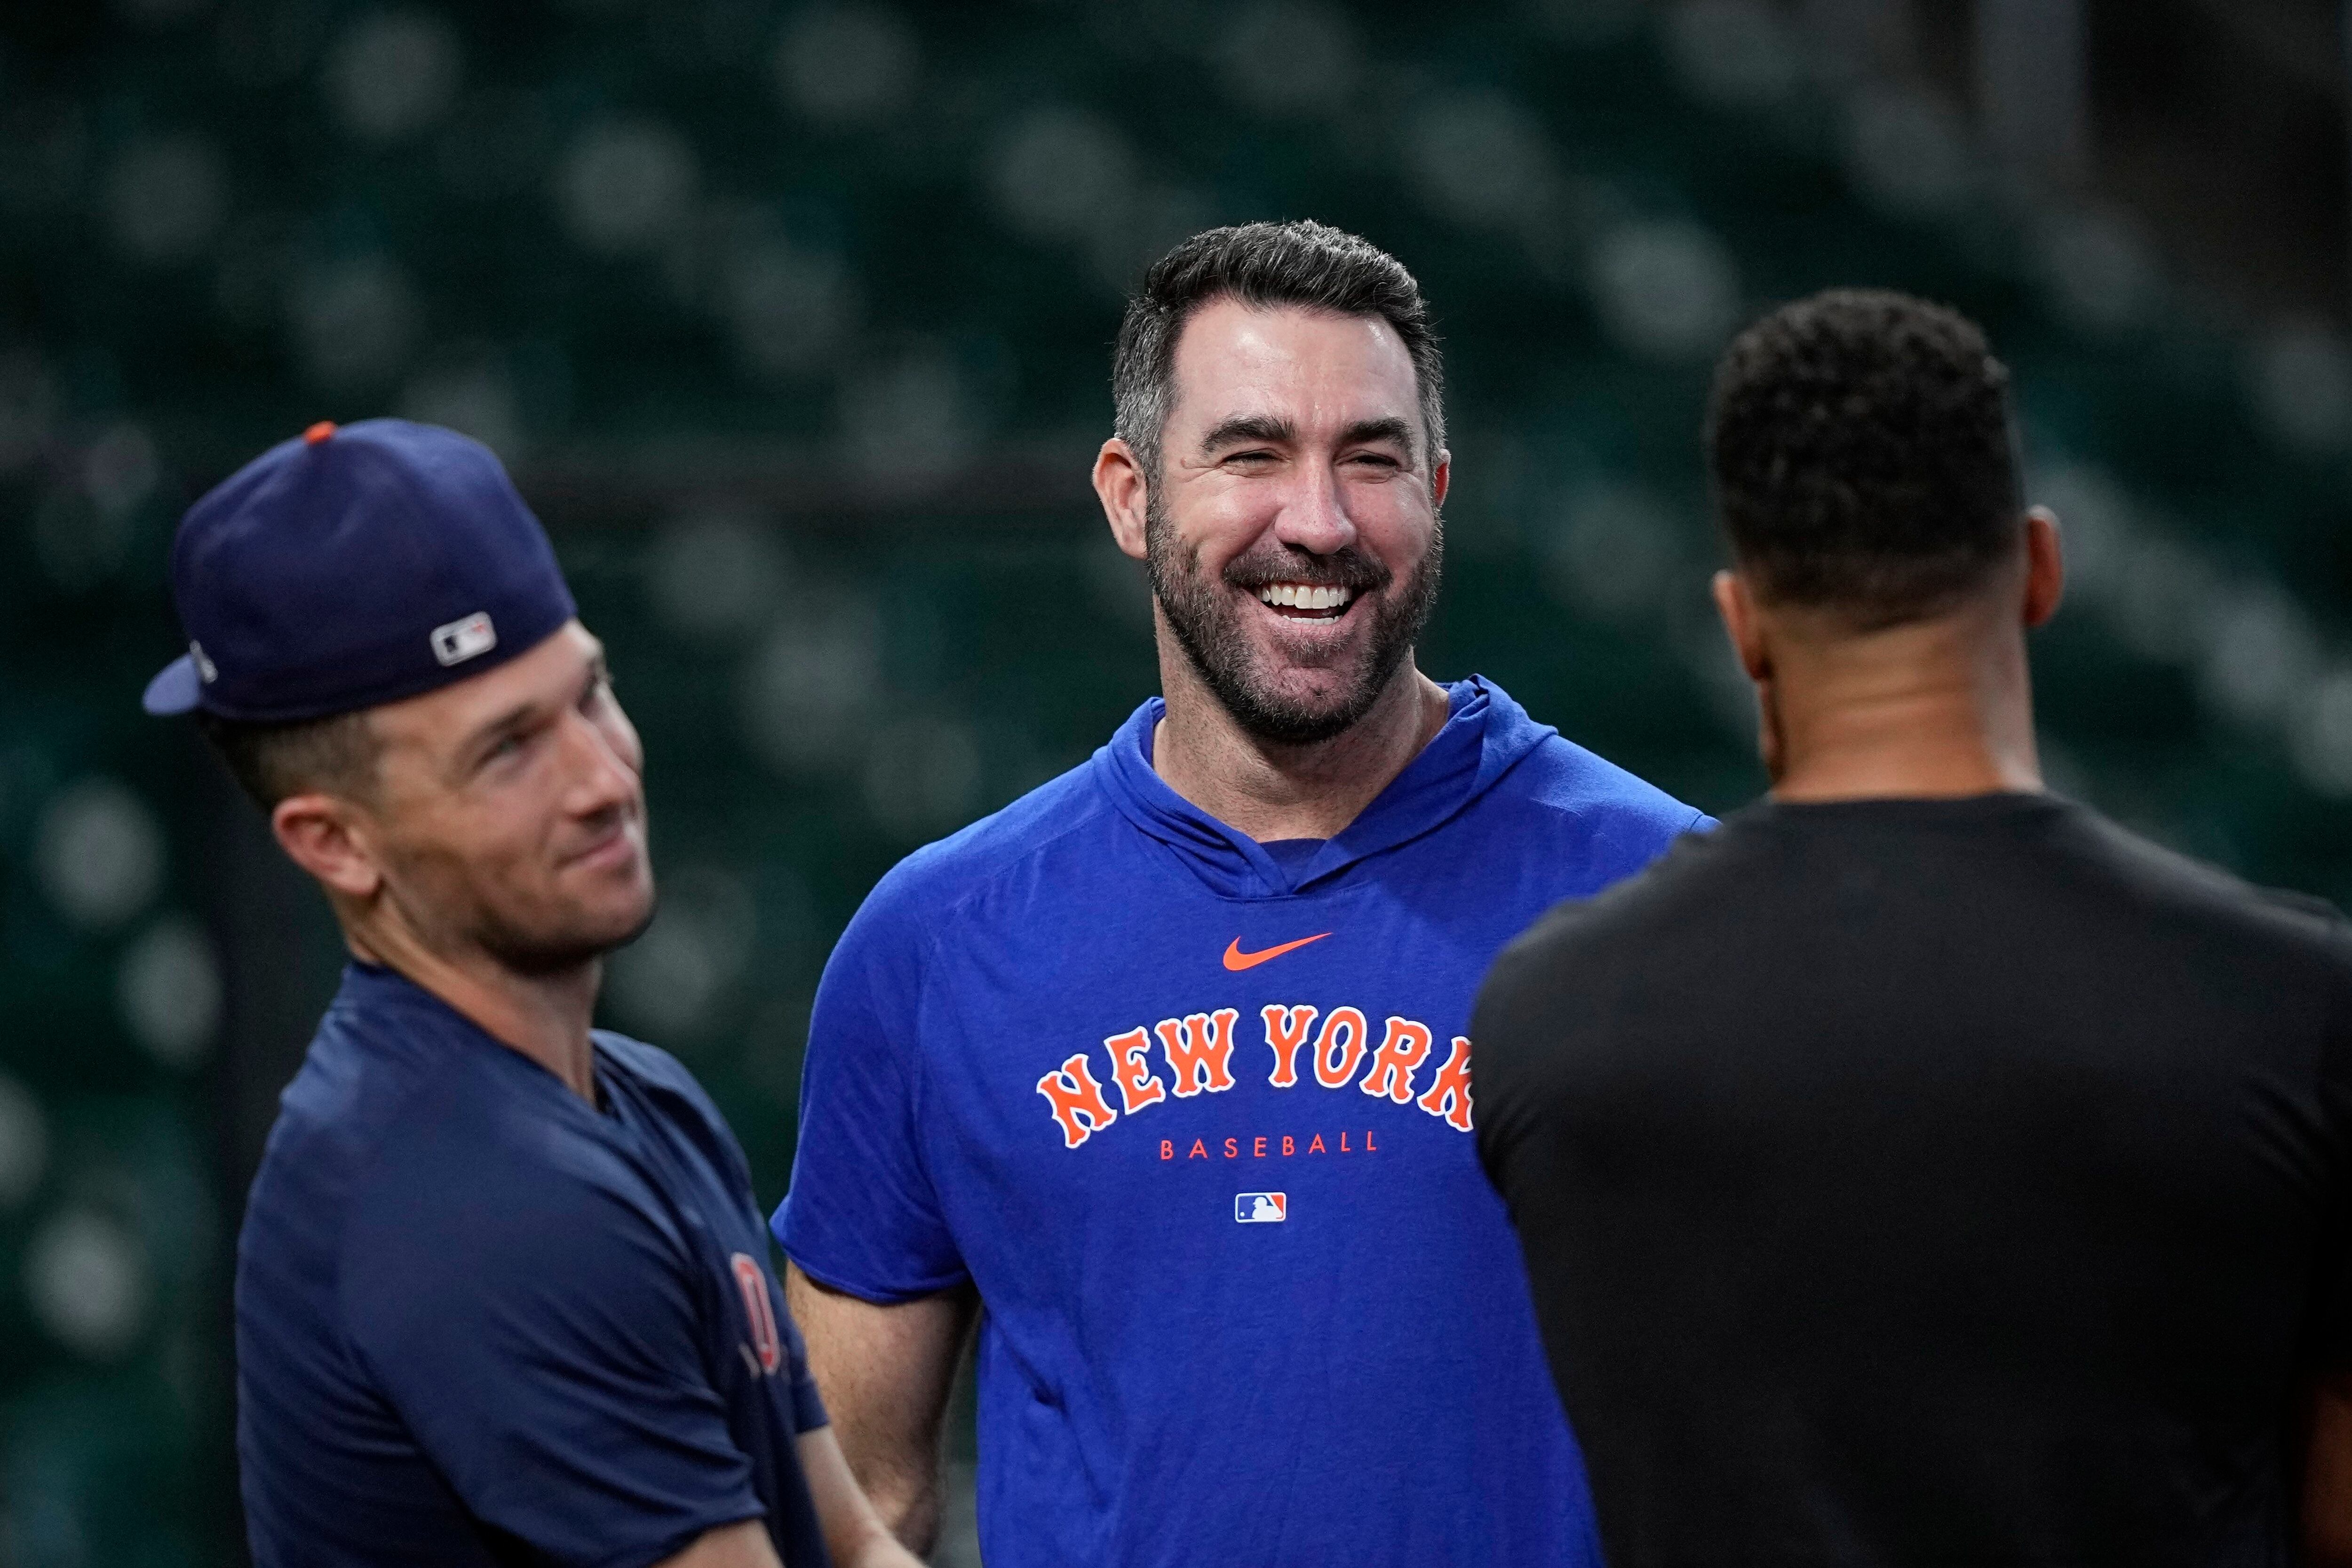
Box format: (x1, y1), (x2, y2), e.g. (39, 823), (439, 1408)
(1168, 299), (1418, 425)
(375, 623), (597, 743)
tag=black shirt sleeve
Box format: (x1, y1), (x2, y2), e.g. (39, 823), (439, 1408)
(2310, 914), (2352, 1372)
(1470, 908), (1581, 1216)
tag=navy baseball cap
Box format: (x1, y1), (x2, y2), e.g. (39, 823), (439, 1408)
(142, 419), (577, 723)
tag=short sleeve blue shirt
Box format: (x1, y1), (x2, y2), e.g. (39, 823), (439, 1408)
(238, 962), (830, 1568)
(776, 678), (1711, 1568)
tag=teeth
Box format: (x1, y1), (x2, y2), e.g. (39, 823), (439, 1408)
(1256, 583), (1354, 612)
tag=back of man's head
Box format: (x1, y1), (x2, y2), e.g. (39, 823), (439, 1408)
(1707, 289), (2021, 630)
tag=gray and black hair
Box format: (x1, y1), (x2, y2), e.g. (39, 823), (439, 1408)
(1111, 220), (1446, 486)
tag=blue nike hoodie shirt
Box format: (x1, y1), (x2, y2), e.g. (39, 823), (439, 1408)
(776, 678), (1708, 1567)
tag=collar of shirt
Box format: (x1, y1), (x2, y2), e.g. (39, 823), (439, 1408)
(328, 959), (622, 1118)
(1090, 675), (1557, 899)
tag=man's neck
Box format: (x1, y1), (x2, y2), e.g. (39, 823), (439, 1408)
(1150, 640), (1453, 842)
(342, 913), (602, 1101)
(1766, 605), (2043, 803)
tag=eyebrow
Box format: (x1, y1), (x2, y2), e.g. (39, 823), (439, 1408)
(457, 699), (540, 772)
(1340, 416), (1416, 453)
(1197, 414), (1418, 458)
(1199, 414), (1298, 452)
(453, 650), (609, 773)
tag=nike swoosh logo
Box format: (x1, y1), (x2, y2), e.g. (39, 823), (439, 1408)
(1223, 933), (1332, 971)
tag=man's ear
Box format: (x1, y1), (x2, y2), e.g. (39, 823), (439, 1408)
(1713, 568), (1772, 683)
(1430, 448), (1450, 509)
(1093, 438), (1150, 563)
(1715, 566), (1787, 785)
(271, 793), (384, 902)
(2022, 506), (2065, 629)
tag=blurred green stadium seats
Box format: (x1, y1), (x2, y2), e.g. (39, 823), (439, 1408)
(2, 0), (2349, 1561)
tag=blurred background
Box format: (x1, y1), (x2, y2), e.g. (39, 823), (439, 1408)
(4, 0), (2351, 1560)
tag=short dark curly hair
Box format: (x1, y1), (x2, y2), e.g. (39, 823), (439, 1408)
(1112, 221), (1445, 486)
(1706, 288), (2022, 628)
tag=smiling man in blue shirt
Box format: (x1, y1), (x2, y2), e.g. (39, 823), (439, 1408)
(148, 419), (915, 1568)
(774, 222), (1711, 1566)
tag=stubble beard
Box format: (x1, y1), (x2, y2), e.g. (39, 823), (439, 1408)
(385, 840), (658, 980)
(1144, 488), (1443, 747)
(474, 894), (657, 979)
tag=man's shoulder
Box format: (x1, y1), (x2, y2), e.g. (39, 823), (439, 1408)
(253, 990), (482, 1215)
(850, 753), (1125, 935)
(330, 1041), (662, 1248)
(1476, 729), (1711, 872)
(1505, 731), (1705, 819)
(245, 1010), (674, 1336)
(1492, 794), (2352, 985)
(332, 1106), (691, 1338)
(2060, 803), (2352, 961)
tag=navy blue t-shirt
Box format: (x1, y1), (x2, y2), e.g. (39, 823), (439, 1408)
(238, 962), (830, 1568)
(776, 678), (1709, 1567)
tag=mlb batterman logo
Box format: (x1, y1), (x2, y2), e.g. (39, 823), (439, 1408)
(430, 612), (497, 667)
(1235, 1192), (1286, 1223)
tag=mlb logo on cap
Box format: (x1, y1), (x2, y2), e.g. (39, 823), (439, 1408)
(1235, 1193), (1286, 1224)
(431, 613), (498, 667)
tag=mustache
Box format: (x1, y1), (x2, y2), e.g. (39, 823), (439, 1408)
(1220, 545), (1392, 595)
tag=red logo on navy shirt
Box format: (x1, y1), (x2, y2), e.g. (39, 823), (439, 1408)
(731, 1253), (782, 1376)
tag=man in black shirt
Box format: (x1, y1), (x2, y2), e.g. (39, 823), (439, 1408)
(1474, 288), (2352, 1567)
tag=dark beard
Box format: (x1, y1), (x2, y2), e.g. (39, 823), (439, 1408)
(1144, 491), (1443, 746)
(385, 855), (658, 979)
(476, 895), (658, 978)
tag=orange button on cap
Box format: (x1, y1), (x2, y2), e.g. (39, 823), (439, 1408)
(303, 420), (338, 445)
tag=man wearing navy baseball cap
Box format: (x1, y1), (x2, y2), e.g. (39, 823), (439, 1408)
(152, 419), (916, 1568)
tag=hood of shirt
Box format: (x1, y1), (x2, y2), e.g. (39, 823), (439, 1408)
(1092, 676), (1557, 900)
